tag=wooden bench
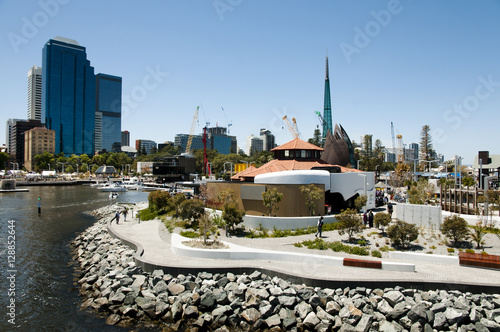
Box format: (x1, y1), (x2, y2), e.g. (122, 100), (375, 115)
(459, 252), (500, 269)
(343, 258), (382, 269)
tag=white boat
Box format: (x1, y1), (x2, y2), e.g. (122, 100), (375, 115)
(98, 183), (127, 192)
(109, 192), (119, 199)
(122, 177), (143, 190)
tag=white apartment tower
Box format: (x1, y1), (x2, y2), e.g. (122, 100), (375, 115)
(27, 65), (42, 121)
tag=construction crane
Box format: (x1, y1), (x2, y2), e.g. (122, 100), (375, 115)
(315, 111), (324, 127)
(221, 107), (232, 133)
(391, 122), (396, 153)
(282, 115), (300, 139)
(185, 106), (199, 154)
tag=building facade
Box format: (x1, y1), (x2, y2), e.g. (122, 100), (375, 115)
(42, 37), (96, 156)
(24, 127), (55, 172)
(246, 135), (263, 155)
(121, 130), (130, 147)
(6, 119), (44, 168)
(135, 139), (157, 155)
(175, 134), (209, 153)
(95, 73), (122, 153)
(27, 65), (42, 121)
(207, 126), (235, 154)
(260, 128), (276, 151)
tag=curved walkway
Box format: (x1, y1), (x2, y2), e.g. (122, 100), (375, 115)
(107, 215), (500, 293)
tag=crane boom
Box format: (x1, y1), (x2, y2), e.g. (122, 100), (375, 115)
(185, 106), (199, 154)
(391, 122), (395, 152)
(282, 115), (299, 139)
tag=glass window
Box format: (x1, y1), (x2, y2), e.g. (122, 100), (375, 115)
(284, 150), (289, 157)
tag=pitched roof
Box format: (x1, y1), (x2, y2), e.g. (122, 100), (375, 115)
(271, 138), (323, 151)
(231, 159), (360, 181)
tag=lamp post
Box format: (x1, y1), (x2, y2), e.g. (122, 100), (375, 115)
(224, 161), (233, 177)
(406, 158), (418, 182)
(423, 159), (439, 173)
(357, 159), (362, 170)
(57, 162), (67, 174)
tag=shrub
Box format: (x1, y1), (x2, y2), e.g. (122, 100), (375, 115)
(222, 203), (245, 233)
(469, 223), (487, 249)
(138, 208), (157, 221)
(441, 215), (469, 247)
(447, 248), (455, 253)
(147, 190), (172, 214)
(374, 212), (391, 230)
(262, 187), (283, 216)
(336, 208), (364, 242)
(293, 242), (303, 248)
(386, 219), (419, 250)
(174, 199), (206, 228)
(371, 250), (382, 258)
(465, 249), (475, 254)
(180, 230), (199, 238)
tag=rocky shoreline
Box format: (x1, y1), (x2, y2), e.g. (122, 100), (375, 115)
(73, 205), (500, 331)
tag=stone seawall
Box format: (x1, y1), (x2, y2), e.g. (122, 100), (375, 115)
(73, 205), (500, 331)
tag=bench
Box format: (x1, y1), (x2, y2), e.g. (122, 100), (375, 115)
(343, 258), (382, 269)
(459, 252), (500, 269)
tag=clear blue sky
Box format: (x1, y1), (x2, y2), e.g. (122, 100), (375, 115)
(1, 0), (499, 165)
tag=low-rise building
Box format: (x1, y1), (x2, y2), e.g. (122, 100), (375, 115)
(24, 127), (55, 172)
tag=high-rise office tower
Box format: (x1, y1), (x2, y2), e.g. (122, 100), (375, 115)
(27, 65), (42, 121)
(42, 37), (95, 155)
(95, 73), (122, 152)
(121, 130), (130, 147)
(259, 128), (275, 151)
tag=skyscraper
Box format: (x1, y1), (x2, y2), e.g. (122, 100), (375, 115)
(323, 56), (333, 139)
(42, 37), (95, 156)
(27, 65), (42, 121)
(121, 130), (130, 147)
(95, 73), (122, 152)
(259, 128), (276, 151)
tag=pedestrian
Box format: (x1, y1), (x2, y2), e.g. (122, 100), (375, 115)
(123, 208), (128, 221)
(363, 211), (368, 226)
(315, 216), (324, 238)
(113, 211), (120, 224)
(368, 210), (374, 228)
(37, 197), (41, 214)
(387, 203), (393, 217)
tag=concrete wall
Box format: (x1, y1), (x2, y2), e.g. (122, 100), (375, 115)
(394, 203), (442, 229)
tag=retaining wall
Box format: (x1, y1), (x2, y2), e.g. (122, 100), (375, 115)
(394, 203), (442, 229)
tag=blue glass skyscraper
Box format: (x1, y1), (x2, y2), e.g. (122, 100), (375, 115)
(95, 73), (122, 152)
(42, 37), (95, 155)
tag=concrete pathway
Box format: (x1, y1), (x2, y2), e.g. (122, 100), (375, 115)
(109, 216), (500, 288)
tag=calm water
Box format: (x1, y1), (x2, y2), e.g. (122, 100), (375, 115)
(0, 185), (149, 331)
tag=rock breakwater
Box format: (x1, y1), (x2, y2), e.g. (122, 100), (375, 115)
(73, 205), (500, 331)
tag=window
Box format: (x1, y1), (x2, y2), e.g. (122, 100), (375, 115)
(284, 150), (289, 157)
(301, 150), (306, 158)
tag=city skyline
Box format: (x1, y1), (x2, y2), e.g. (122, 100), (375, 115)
(1, 1), (500, 164)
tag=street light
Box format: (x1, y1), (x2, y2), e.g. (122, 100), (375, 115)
(57, 162), (67, 174)
(423, 159), (439, 173)
(357, 160), (362, 170)
(224, 161), (233, 177)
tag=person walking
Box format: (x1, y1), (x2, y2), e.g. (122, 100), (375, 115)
(37, 197), (41, 214)
(387, 203), (393, 218)
(368, 210), (374, 228)
(315, 216), (324, 238)
(123, 208), (128, 221)
(113, 211), (120, 224)
(363, 211), (368, 226)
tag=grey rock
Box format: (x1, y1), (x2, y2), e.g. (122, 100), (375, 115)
(480, 318), (500, 332)
(105, 313), (121, 325)
(259, 303), (273, 318)
(167, 282), (185, 296)
(430, 302), (447, 313)
(444, 307), (466, 325)
(199, 292), (217, 312)
(386, 308), (408, 321)
(153, 280), (168, 294)
(109, 291), (125, 304)
(183, 305), (199, 319)
(383, 291), (405, 307)
(216, 277), (229, 288)
(171, 299), (183, 320)
(155, 300), (169, 317)
(433, 312), (447, 329)
(269, 286), (283, 297)
(475, 321), (492, 332)
(316, 306), (335, 323)
(213, 288), (229, 305)
(399, 316), (413, 330)
(408, 303), (428, 323)
(246, 287), (270, 301)
(265, 314), (281, 327)
(241, 307), (261, 324)
(212, 305), (232, 317)
(295, 301), (312, 319)
(410, 321), (423, 332)
(378, 320), (403, 332)
(309, 293), (324, 309)
(279, 295), (297, 308)
(377, 299), (394, 315)
(339, 322), (357, 332)
(355, 313), (373, 332)
(303, 311), (320, 329)
(249, 270), (261, 280)
(325, 300), (341, 315)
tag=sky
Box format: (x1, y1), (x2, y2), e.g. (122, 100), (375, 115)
(0, 0), (499, 165)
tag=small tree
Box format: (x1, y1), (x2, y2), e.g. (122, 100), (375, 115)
(374, 212), (391, 232)
(354, 195), (367, 213)
(386, 220), (418, 250)
(171, 193), (187, 210)
(198, 211), (214, 245)
(336, 208), (363, 242)
(408, 179), (436, 205)
(262, 187), (283, 217)
(299, 184), (323, 216)
(462, 176), (475, 188)
(441, 215), (469, 247)
(175, 199), (205, 228)
(148, 190), (172, 214)
(469, 223), (486, 249)
(222, 203), (245, 232)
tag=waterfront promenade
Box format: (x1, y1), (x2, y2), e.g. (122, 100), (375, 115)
(108, 208), (500, 292)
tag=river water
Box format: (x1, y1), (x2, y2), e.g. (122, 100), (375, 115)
(0, 185), (150, 331)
